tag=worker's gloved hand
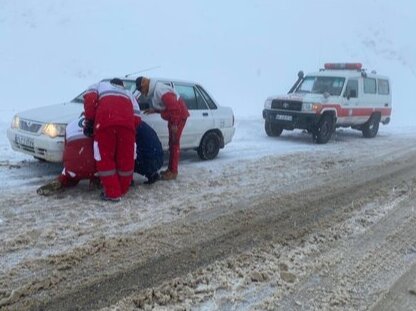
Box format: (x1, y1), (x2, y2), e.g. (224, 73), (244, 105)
(83, 120), (94, 137)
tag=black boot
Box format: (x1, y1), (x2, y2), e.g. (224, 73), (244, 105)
(144, 172), (160, 185)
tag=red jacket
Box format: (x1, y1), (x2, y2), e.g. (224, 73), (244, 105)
(149, 80), (190, 121)
(160, 93), (189, 122)
(62, 118), (95, 180)
(84, 81), (141, 132)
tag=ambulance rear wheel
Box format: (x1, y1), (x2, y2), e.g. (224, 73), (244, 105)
(362, 113), (380, 138)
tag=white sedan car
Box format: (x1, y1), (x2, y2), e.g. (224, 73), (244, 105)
(7, 78), (235, 162)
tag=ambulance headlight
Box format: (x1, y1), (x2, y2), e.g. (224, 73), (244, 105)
(303, 103), (313, 111)
(42, 123), (66, 138)
(11, 115), (20, 129)
(264, 98), (272, 109)
(302, 102), (322, 112)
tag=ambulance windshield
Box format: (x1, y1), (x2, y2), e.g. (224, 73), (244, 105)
(296, 76), (345, 96)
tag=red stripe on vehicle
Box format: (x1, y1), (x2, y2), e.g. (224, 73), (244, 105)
(319, 104), (391, 117)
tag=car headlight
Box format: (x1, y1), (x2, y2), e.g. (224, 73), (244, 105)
(42, 123), (66, 138)
(264, 98), (272, 109)
(11, 115), (20, 129)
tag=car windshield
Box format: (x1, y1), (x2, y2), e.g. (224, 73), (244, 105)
(296, 76), (345, 96)
(70, 79), (137, 103)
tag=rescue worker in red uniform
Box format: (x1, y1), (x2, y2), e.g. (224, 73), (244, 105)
(37, 118), (163, 196)
(36, 116), (98, 195)
(59, 117), (97, 187)
(135, 76), (189, 180)
(84, 78), (141, 201)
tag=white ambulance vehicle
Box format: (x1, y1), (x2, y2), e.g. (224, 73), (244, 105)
(263, 63), (392, 143)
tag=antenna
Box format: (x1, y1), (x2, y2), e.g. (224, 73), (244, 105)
(125, 66), (161, 78)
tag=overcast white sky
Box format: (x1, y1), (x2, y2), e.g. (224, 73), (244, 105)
(0, 0), (415, 124)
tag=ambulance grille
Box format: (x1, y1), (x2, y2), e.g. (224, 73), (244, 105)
(271, 100), (302, 111)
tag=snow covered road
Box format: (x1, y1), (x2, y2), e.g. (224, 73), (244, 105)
(1, 119), (416, 310)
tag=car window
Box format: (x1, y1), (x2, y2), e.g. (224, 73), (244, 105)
(175, 84), (201, 110)
(71, 92), (85, 103)
(194, 88), (209, 110)
(122, 80), (136, 93)
(196, 85), (217, 109)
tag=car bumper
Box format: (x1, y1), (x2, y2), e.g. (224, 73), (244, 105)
(221, 126), (236, 146)
(7, 128), (64, 162)
(263, 109), (319, 130)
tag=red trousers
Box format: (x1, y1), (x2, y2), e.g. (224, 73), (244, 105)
(168, 118), (187, 174)
(94, 126), (135, 198)
(59, 136), (96, 187)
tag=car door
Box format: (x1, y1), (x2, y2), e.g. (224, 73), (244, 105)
(173, 82), (214, 149)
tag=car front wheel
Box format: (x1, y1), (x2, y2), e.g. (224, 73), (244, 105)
(197, 132), (221, 160)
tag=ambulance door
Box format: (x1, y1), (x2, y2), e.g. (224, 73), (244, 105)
(361, 77), (379, 124)
(342, 78), (359, 125)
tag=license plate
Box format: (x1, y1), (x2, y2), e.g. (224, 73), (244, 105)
(275, 114), (292, 121)
(15, 134), (34, 148)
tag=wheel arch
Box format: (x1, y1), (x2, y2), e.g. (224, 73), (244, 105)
(320, 108), (337, 120)
(367, 111), (382, 123)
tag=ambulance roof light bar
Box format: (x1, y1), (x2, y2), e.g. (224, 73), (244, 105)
(324, 63), (363, 70)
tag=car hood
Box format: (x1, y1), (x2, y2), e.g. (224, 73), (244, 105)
(17, 102), (84, 124)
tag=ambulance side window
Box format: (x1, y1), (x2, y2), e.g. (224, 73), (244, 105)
(378, 79), (390, 95)
(344, 79), (358, 99)
(364, 78), (377, 94)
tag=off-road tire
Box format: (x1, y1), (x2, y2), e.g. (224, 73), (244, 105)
(315, 114), (334, 144)
(265, 121), (284, 137)
(362, 113), (380, 138)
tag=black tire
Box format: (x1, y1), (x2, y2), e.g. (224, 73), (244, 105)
(197, 132), (221, 160)
(315, 114), (334, 144)
(265, 121), (283, 137)
(362, 114), (380, 138)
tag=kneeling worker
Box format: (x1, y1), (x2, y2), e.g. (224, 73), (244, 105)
(37, 119), (163, 195)
(135, 121), (164, 184)
(37, 116), (97, 196)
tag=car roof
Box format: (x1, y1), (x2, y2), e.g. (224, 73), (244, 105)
(107, 77), (200, 86)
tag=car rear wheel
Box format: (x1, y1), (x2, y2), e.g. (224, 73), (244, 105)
(197, 132), (221, 160)
(362, 113), (380, 138)
(265, 121), (283, 137)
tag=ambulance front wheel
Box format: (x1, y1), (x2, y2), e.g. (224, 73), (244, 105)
(265, 121), (283, 137)
(315, 114), (334, 144)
